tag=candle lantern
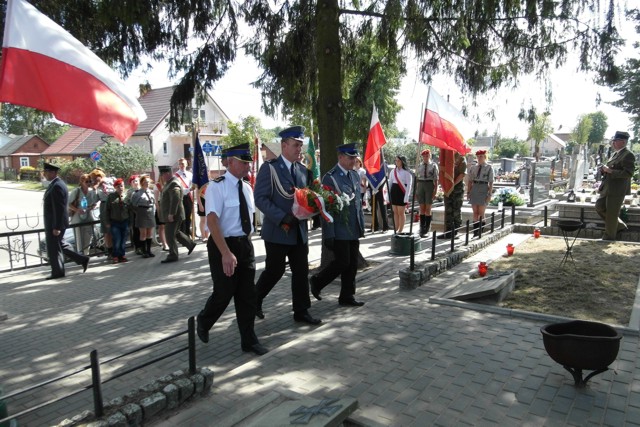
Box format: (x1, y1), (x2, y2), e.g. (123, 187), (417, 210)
(478, 262), (488, 277)
(506, 243), (515, 256)
(534, 228), (541, 238)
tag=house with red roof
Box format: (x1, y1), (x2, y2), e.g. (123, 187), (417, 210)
(42, 86), (230, 177)
(0, 134), (50, 171)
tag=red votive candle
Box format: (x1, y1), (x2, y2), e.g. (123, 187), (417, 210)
(478, 262), (488, 277)
(506, 243), (515, 256)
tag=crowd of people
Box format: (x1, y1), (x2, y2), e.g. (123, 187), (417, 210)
(42, 127), (633, 355)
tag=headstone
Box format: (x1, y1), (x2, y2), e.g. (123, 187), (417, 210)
(441, 270), (518, 303)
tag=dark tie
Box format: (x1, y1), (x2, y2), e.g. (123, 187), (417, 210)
(238, 180), (251, 235)
(290, 163), (296, 186)
(424, 164), (427, 179)
(477, 165), (482, 178)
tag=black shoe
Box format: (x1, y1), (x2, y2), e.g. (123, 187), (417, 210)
(188, 243), (196, 255)
(161, 257), (178, 264)
(310, 276), (322, 301)
(147, 252), (155, 257)
(196, 316), (209, 343)
(293, 310), (322, 325)
(45, 275), (64, 280)
(339, 298), (365, 307)
(256, 299), (265, 319)
(241, 342), (269, 356)
(82, 259), (89, 273)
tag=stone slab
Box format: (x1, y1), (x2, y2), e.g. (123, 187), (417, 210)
(244, 397), (358, 427)
(442, 270), (517, 303)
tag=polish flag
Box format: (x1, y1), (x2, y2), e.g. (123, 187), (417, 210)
(363, 104), (387, 174)
(0, 0), (146, 142)
(420, 87), (472, 155)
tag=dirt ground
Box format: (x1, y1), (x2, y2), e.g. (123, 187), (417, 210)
(487, 236), (640, 326)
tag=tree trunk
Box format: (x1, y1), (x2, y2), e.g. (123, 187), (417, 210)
(315, 0), (343, 176)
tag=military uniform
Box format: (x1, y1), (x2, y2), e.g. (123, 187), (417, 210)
(444, 156), (466, 234)
(416, 157), (438, 236)
(253, 126), (320, 325)
(468, 163), (493, 206)
(595, 131), (636, 240)
(160, 172), (196, 262)
(310, 143), (366, 306)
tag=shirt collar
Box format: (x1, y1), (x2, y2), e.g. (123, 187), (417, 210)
(281, 156), (293, 170)
(337, 164), (350, 175)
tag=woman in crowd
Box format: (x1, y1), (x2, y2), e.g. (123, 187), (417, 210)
(388, 155), (412, 233)
(104, 178), (129, 263)
(131, 175), (157, 258)
(126, 175), (145, 255)
(68, 173), (98, 254)
(154, 175), (170, 251)
(90, 168), (114, 257)
(195, 170), (215, 243)
(467, 150), (494, 236)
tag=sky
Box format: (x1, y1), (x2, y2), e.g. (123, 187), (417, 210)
(124, 23), (638, 142)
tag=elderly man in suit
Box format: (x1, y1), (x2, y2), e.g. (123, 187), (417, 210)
(595, 131), (636, 241)
(309, 143), (366, 307)
(159, 165), (196, 263)
(42, 162), (89, 279)
(253, 125), (321, 325)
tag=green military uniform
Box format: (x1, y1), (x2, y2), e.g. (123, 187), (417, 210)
(444, 156), (466, 234)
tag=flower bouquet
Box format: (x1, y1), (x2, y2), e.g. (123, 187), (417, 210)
(291, 179), (352, 224)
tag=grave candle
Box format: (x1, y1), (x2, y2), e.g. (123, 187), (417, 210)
(534, 228), (541, 238)
(506, 243), (515, 256)
(478, 262), (488, 277)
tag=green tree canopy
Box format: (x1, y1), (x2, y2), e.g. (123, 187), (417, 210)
(95, 142), (154, 180)
(586, 111), (608, 148)
(0, 0), (626, 170)
(571, 114), (593, 147)
(221, 116), (276, 148)
(528, 113), (554, 160)
(0, 104), (69, 143)
(494, 137), (529, 159)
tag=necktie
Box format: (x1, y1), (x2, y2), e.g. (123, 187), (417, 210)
(424, 163), (427, 179)
(290, 163), (296, 186)
(477, 165), (482, 178)
(238, 180), (251, 235)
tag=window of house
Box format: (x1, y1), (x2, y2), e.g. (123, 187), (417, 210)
(20, 157), (29, 167)
(163, 141), (168, 155)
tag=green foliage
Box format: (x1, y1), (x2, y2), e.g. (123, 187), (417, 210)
(95, 142), (154, 180)
(221, 116), (276, 148)
(528, 113), (554, 159)
(57, 158), (94, 184)
(571, 114), (593, 146)
(494, 137), (528, 159)
(381, 141), (420, 169)
(0, 104), (69, 143)
(587, 111), (608, 147)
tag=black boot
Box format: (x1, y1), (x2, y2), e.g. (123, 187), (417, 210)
(425, 215), (432, 235)
(146, 239), (155, 257)
(473, 221), (480, 237)
(419, 215), (427, 237)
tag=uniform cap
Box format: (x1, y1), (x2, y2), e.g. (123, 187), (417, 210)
(223, 143), (253, 162)
(43, 162), (60, 172)
(337, 142), (359, 157)
(279, 125), (305, 142)
(158, 166), (172, 174)
(613, 131), (630, 141)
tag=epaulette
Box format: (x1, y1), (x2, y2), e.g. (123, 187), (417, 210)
(213, 176), (225, 183)
(326, 167), (338, 175)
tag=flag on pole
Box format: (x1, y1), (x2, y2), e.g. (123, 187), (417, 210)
(306, 134), (319, 181)
(192, 135), (209, 188)
(0, 0), (146, 142)
(250, 129), (263, 188)
(439, 149), (456, 197)
(420, 87), (472, 155)
(363, 104), (387, 174)
(366, 148), (387, 192)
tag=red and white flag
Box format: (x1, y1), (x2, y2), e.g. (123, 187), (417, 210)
(363, 104), (387, 174)
(420, 87), (472, 155)
(0, 0), (146, 142)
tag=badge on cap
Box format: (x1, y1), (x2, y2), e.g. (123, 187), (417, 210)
(278, 126), (305, 142)
(337, 143), (359, 157)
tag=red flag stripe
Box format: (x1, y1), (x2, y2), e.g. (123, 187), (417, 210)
(0, 0), (146, 142)
(419, 87), (472, 155)
(364, 105), (387, 174)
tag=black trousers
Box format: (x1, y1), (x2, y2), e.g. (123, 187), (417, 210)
(313, 239), (359, 300)
(181, 195), (193, 235)
(198, 236), (258, 347)
(46, 228), (89, 278)
(370, 188), (389, 230)
(255, 241), (311, 313)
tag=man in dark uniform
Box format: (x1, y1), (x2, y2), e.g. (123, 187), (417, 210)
(442, 152), (466, 238)
(159, 166), (196, 263)
(595, 131), (636, 240)
(42, 162), (89, 279)
(309, 143), (366, 306)
(253, 125), (321, 325)
(196, 144), (268, 356)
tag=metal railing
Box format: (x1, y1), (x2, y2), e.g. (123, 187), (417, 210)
(0, 317), (197, 425)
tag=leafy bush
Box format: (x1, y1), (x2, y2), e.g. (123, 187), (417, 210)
(490, 187), (525, 206)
